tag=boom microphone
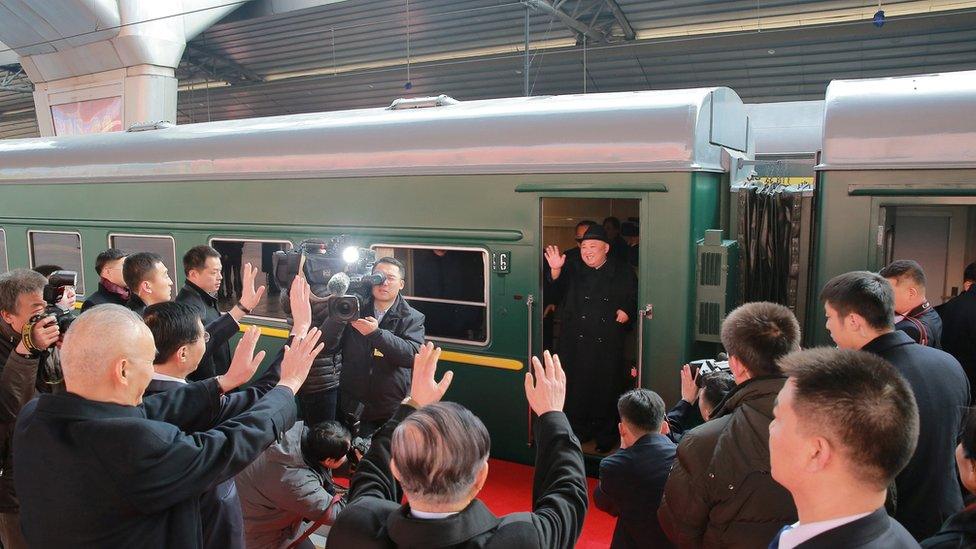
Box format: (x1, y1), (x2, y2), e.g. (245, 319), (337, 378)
(327, 272), (351, 297)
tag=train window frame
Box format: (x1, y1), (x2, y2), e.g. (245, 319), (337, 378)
(0, 228), (7, 274)
(27, 229), (86, 294)
(208, 237), (294, 323)
(371, 243), (490, 347)
(108, 232), (178, 285)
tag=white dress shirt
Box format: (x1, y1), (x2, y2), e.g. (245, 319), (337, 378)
(778, 511), (872, 549)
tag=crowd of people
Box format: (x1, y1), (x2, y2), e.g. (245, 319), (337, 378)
(0, 236), (975, 548)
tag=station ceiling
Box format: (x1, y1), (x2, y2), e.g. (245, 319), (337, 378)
(2, 0), (975, 140)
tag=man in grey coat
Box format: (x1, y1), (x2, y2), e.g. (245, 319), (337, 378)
(236, 420), (351, 549)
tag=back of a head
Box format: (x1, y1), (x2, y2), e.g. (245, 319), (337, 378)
(33, 265), (63, 279)
(0, 269), (47, 314)
(183, 245), (220, 275)
(700, 372), (736, 411)
(143, 301), (202, 364)
(617, 389), (665, 433)
(779, 347), (919, 488)
(305, 421), (352, 462)
(964, 262), (976, 284)
(819, 271), (894, 331)
(720, 301), (801, 376)
(879, 259), (927, 289)
(123, 252), (163, 290)
(61, 304), (149, 384)
(95, 248), (127, 276)
(391, 402), (490, 505)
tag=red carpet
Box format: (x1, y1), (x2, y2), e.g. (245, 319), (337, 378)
(480, 458), (615, 548)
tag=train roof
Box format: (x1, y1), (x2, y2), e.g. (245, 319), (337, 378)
(817, 70), (976, 171)
(0, 88), (748, 183)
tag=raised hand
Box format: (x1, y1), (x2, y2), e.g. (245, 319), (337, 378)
(278, 327), (325, 393)
(524, 350), (566, 416)
(680, 364), (699, 404)
(239, 263), (267, 312)
(218, 326), (266, 392)
(615, 309), (629, 324)
(410, 342), (454, 407)
(289, 275), (312, 337)
(544, 245), (566, 271)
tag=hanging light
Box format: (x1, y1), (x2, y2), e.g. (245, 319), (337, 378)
(874, 1), (885, 27)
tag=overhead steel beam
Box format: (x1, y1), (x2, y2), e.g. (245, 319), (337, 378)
(604, 0), (635, 41)
(181, 43), (264, 85)
(525, 0), (635, 44)
(0, 65), (32, 94)
(524, 0), (606, 43)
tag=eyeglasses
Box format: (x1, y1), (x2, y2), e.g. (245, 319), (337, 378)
(199, 331), (211, 344)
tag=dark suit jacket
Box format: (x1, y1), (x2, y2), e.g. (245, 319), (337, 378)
(896, 302), (943, 349)
(80, 281), (128, 312)
(594, 433), (676, 549)
(937, 287), (976, 401)
(862, 331), (970, 540)
(768, 508), (919, 548)
(126, 293), (148, 316)
(327, 407), (588, 549)
(13, 378), (297, 548)
(142, 340), (286, 549)
(177, 282), (233, 380)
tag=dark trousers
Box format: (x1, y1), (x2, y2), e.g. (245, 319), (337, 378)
(299, 389), (338, 426)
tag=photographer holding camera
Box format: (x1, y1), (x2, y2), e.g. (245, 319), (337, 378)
(0, 269), (66, 548)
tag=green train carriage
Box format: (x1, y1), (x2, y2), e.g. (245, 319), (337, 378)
(0, 88), (751, 464)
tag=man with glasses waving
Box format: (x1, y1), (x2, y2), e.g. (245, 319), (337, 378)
(339, 257), (426, 438)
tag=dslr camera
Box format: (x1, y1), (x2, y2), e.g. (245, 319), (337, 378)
(22, 270), (77, 352)
(688, 356), (731, 389)
(273, 237), (382, 322)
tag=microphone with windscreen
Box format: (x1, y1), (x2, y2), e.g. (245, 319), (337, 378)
(325, 272), (360, 322)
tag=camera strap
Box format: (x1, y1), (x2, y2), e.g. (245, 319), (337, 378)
(283, 491), (344, 549)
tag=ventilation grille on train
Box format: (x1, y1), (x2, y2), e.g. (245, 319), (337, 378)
(700, 252), (722, 286)
(695, 230), (739, 343)
(698, 302), (721, 337)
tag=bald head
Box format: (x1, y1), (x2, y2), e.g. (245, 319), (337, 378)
(61, 305), (156, 405)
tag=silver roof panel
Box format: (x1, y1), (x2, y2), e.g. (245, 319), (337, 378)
(817, 70), (976, 170)
(0, 88), (747, 183)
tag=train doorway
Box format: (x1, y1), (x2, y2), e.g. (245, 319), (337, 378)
(540, 197), (640, 456)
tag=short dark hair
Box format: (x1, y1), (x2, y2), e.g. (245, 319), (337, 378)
(575, 220), (597, 231)
(374, 256), (406, 280)
(305, 421), (351, 462)
(820, 271), (894, 331)
(123, 252), (164, 290)
(720, 302), (801, 376)
(183, 245), (220, 275)
(391, 402), (490, 505)
(33, 265), (63, 278)
(879, 259), (927, 288)
(960, 409), (976, 460)
(95, 248), (127, 276)
(143, 301), (202, 364)
(779, 347), (919, 487)
(0, 269), (47, 314)
(617, 389), (665, 432)
(700, 371), (736, 411)
(964, 262), (976, 284)
(603, 216), (621, 230)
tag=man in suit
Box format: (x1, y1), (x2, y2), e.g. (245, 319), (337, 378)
(768, 347), (920, 548)
(821, 271), (970, 540)
(176, 245), (266, 381)
(81, 248), (129, 311)
(12, 298), (325, 548)
(880, 260), (942, 348)
(594, 389), (675, 548)
(327, 345), (587, 549)
(123, 251), (174, 315)
(937, 262), (976, 402)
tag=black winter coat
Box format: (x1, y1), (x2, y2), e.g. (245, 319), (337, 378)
(338, 294), (425, 423)
(862, 331), (970, 540)
(0, 320), (40, 513)
(80, 280), (128, 311)
(922, 503), (976, 549)
(177, 282), (232, 380)
(658, 376), (797, 548)
(937, 287), (976, 402)
(896, 301), (943, 349)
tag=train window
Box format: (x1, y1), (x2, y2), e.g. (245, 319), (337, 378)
(0, 228), (7, 274)
(28, 230), (86, 293)
(373, 245), (489, 345)
(109, 234), (178, 288)
(209, 238), (293, 320)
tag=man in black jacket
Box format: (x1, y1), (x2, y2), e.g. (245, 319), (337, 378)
(768, 348), (919, 548)
(339, 257), (425, 436)
(124, 251), (174, 315)
(880, 260), (943, 348)
(12, 302), (325, 548)
(0, 269), (61, 548)
(937, 262), (976, 402)
(821, 271), (970, 540)
(176, 245), (266, 381)
(594, 389), (675, 548)
(328, 345), (587, 549)
(81, 248), (129, 311)
(658, 301), (801, 548)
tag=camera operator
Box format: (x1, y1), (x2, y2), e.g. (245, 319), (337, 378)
(237, 420), (350, 548)
(339, 257), (425, 438)
(666, 365), (736, 443)
(0, 269), (64, 548)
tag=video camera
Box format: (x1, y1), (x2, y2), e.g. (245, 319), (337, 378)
(22, 270), (77, 352)
(688, 353), (731, 389)
(273, 237), (383, 322)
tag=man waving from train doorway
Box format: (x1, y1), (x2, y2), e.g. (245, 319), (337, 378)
(546, 225), (637, 452)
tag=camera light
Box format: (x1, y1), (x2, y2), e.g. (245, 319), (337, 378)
(342, 246), (360, 264)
